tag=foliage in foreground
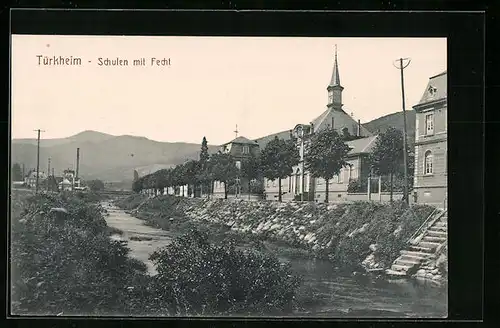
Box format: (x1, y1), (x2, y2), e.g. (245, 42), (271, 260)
(150, 229), (302, 316)
(12, 192), (301, 316)
(11, 192), (150, 315)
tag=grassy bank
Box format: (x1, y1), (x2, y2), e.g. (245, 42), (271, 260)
(116, 194), (435, 272)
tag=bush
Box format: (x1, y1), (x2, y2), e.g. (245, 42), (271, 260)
(347, 178), (380, 193)
(149, 229), (302, 316)
(10, 192), (151, 315)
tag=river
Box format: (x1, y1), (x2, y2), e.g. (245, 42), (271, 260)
(102, 201), (447, 318)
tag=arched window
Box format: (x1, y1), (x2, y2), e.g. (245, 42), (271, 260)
(424, 151), (433, 175)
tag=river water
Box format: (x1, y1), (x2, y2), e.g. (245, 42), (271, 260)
(102, 202), (447, 318)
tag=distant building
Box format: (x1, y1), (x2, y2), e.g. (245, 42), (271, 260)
(24, 170), (48, 188)
(213, 136), (261, 198)
(59, 178), (73, 191)
(412, 71), (447, 209)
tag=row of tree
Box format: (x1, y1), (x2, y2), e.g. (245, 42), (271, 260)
(134, 127), (412, 203)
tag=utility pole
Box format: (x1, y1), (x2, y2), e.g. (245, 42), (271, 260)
(47, 157), (51, 191)
(300, 126), (305, 202)
(34, 129), (45, 194)
(393, 58), (411, 205)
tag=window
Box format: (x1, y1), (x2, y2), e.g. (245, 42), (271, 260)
(328, 91), (333, 104)
(424, 151), (433, 175)
(425, 113), (434, 135)
(243, 146), (250, 154)
(338, 168), (344, 183)
(235, 161), (241, 170)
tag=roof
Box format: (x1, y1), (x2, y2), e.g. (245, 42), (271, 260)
(223, 136), (259, 146)
(59, 178), (72, 185)
(254, 130), (292, 149)
(28, 171), (47, 178)
(416, 70), (447, 106)
(346, 135), (378, 156)
(311, 108), (373, 136)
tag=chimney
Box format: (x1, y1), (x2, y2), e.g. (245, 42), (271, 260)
(358, 119), (361, 137)
(76, 148), (80, 180)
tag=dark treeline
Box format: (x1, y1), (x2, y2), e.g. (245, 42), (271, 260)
(134, 127), (411, 203)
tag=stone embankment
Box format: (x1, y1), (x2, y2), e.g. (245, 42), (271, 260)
(117, 195), (447, 284)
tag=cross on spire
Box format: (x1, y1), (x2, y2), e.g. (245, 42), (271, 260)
(234, 124), (239, 138)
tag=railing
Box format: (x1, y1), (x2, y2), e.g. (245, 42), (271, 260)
(407, 207), (445, 245)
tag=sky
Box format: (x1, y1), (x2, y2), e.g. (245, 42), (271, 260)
(11, 36), (446, 145)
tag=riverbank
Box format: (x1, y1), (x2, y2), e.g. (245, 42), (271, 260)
(110, 195), (447, 317)
(11, 191), (306, 316)
(115, 194), (447, 285)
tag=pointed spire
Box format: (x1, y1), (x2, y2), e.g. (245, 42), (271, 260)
(329, 44), (341, 87)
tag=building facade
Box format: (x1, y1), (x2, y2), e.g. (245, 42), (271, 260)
(412, 71), (447, 209)
(24, 170), (48, 188)
(213, 136), (261, 198)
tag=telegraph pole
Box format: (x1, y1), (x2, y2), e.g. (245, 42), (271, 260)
(393, 58), (411, 205)
(34, 129), (45, 194)
(46, 157), (51, 191)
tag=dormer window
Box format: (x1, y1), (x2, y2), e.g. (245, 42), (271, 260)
(428, 85), (437, 98)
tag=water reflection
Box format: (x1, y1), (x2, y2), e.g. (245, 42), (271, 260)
(104, 202), (447, 318)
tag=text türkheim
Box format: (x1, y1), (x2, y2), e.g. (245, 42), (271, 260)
(37, 55), (171, 66)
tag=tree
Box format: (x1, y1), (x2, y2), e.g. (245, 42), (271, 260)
(133, 170), (139, 182)
(211, 153), (238, 199)
(12, 163), (23, 181)
(241, 154), (262, 200)
(184, 160), (201, 197)
(369, 127), (406, 202)
(199, 137), (210, 195)
(132, 177), (143, 193)
(306, 128), (351, 203)
(260, 137), (300, 202)
(87, 179), (105, 192)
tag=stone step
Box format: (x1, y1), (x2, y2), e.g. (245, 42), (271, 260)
(394, 257), (422, 266)
(409, 245), (434, 253)
(400, 250), (432, 258)
(390, 263), (412, 272)
(385, 269), (407, 276)
(417, 241), (442, 249)
(427, 229), (447, 236)
(430, 226), (447, 233)
(422, 235), (447, 242)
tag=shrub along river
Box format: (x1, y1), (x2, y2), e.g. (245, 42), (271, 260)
(102, 201), (447, 318)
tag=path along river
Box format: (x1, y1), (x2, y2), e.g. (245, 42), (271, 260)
(102, 201), (447, 318)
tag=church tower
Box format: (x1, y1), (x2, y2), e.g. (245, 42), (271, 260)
(327, 45), (344, 111)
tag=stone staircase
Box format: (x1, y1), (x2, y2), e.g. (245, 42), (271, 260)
(386, 209), (447, 277)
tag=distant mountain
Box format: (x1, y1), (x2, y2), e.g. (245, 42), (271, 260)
(364, 110), (416, 144)
(11, 131), (219, 183)
(11, 110), (417, 185)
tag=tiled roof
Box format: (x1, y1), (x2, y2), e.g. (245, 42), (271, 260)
(224, 136), (259, 146)
(254, 130), (292, 149)
(311, 108), (373, 137)
(416, 70), (447, 106)
(346, 135), (378, 156)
